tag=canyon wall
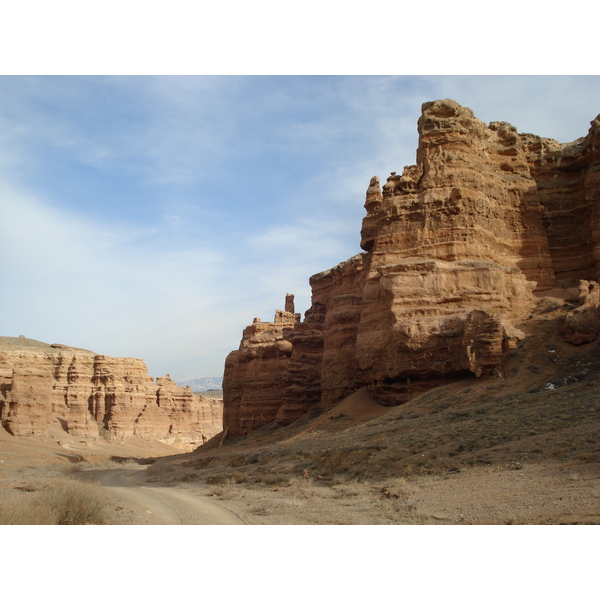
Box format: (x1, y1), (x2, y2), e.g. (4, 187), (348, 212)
(0, 337), (222, 449)
(223, 296), (300, 439)
(222, 99), (600, 440)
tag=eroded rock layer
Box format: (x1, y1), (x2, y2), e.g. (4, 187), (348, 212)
(0, 337), (222, 449)
(222, 299), (299, 440)
(222, 99), (600, 439)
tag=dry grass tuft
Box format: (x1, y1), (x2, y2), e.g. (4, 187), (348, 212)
(210, 478), (240, 500)
(0, 479), (108, 525)
(145, 462), (177, 482)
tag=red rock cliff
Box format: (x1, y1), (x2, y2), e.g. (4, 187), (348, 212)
(222, 99), (600, 439)
(0, 337), (222, 449)
(222, 297), (300, 439)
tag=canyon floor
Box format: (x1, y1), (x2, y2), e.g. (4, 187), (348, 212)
(1, 416), (597, 525)
(1, 298), (599, 525)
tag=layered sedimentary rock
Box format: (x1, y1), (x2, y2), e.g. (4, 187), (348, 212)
(0, 337), (222, 448)
(523, 115), (600, 284)
(156, 375), (223, 446)
(222, 296), (300, 439)
(223, 99), (600, 439)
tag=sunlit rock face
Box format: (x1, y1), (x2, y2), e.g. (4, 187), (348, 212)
(0, 338), (222, 449)
(222, 297), (300, 440)
(222, 99), (600, 439)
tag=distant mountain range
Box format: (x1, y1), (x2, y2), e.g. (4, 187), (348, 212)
(176, 377), (223, 392)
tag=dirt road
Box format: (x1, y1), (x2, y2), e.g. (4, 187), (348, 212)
(88, 466), (245, 525)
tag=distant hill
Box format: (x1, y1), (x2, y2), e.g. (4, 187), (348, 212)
(177, 377), (223, 392)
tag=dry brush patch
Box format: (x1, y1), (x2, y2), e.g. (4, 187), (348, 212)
(194, 464), (439, 524)
(0, 478), (108, 525)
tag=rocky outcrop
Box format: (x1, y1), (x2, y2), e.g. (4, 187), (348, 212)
(156, 375), (223, 446)
(222, 99), (600, 439)
(0, 337), (222, 449)
(523, 114), (600, 285)
(222, 297), (299, 439)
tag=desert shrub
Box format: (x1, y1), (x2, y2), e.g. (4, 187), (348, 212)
(210, 478), (240, 499)
(191, 456), (215, 469)
(0, 480), (107, 525)
(447, 408), (474, 420)
(204, 473), (231, 485)
(231, 471), (250, 484)
(45, 480), (107, 524)
(329, 413), (349, 421)
(330, 481), (363, 499)
(0, 494), (56, 525)
(227, 453), (260, 468)
(253, 472), (289, 486)
(286, 476), (317, 494)
(145, 462), (177, 482)
(330, 474), (351, 486)
(368, 480), (419, 521)
(375, 495), (417, 521)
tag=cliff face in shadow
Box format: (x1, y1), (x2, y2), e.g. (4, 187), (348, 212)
(223, 99), (600, 440)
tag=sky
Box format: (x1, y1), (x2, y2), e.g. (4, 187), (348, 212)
(2, 75), (600, 380)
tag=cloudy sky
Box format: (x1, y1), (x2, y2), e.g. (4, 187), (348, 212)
(2, 75), (599, 381)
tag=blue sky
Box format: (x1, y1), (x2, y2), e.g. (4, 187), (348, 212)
(2, 75), (600, 380)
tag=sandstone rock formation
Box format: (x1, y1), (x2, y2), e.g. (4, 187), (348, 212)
(223, 296), (299, 439)
(0, 337), (222, 449)
(222, 99), (600, 440)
